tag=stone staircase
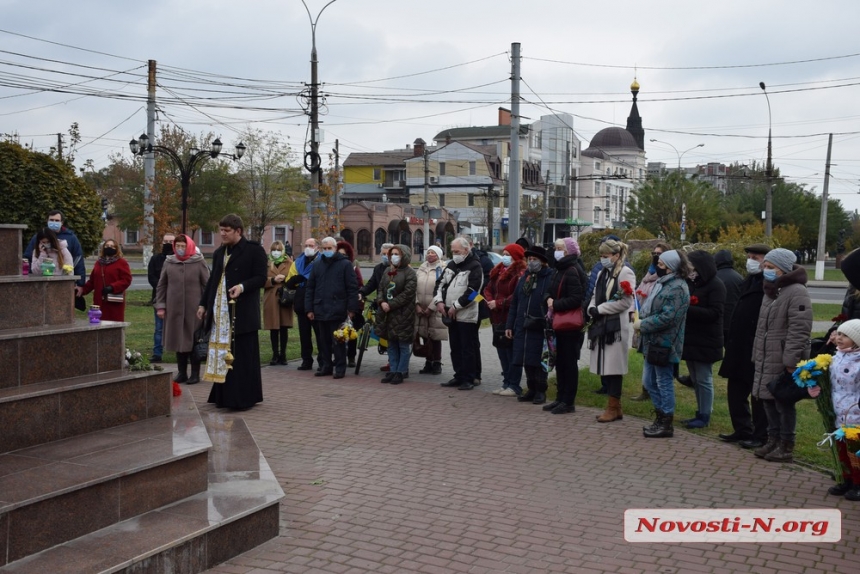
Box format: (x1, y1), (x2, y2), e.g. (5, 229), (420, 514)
(0, 224), (283, 573)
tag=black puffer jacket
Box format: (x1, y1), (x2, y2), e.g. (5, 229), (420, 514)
(718, 272), (765, 381)
(681, 250), (725, 363)
(714, 249), (743, 334)
(304, 251), (358, 322)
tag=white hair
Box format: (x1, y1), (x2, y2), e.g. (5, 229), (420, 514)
(321, 236), (337, 248)
(451, 237), (470, 251)
(381, 242), (394, 251)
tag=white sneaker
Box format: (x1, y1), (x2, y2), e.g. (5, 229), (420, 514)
(499, 388), (518, 397)
(492, 388), (504, 395)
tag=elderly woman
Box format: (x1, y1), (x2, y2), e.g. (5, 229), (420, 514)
(631, 242), (672, 401)
(262, 240), (294, 365)
(506, 246), (554, 405)
(377, 244), (418, 385)
(635, 250), (691, 438)
(77, 239), (132, 322)
(483, 243), (527, 396)
(751, 248), (814, 462)
(542, 237), (587, 413)
(156, 234), (210, 384)
(586, 239), (636, 422)
(415, 245), (448, 375)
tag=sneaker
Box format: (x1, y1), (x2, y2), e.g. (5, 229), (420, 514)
(499, 388), (519, 397)
(492, 388), (505, 395)
(149, 355), (162, 363)
(473, 378), (482, 386)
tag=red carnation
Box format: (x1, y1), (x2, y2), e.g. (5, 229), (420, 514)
(620, 281), (634, 296)
(690, 295), (699, 305)
(832, 313), (848, 323)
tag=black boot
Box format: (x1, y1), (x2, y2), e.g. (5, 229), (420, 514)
(174, 352), (189, 383)
(518, 389), (536, 403)
(430, 361), (442, 375)
(186, 359), (201, 385)
(419, 360), (433, 374)
(643, 410), (663, 433)
(644, 413), (674, 438)
(269, 330), (279, 365)
(829, 480), (854, 496)
(278, 327), (288, 365)
(532, 392), (546, 405)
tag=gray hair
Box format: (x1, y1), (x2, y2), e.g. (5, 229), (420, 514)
(458, 234), (475, 247)
(321, 236), (337, 248)
(451, 237), (471, 251)
(381, 242), (394, 252)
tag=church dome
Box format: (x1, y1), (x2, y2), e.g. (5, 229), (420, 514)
(588, 127), (639, 150)
(631, 78), (640, 91)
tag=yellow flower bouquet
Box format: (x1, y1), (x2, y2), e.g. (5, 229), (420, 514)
(333, 322), (358, 343)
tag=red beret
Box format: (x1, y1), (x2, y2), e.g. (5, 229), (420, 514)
(504, 243), (525, 261)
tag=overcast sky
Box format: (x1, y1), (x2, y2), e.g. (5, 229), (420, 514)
(4, 0), (860, 213)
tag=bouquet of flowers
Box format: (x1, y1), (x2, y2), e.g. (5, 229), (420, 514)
(125, 348), (163, 372)
(334, 322), (358, 343)
(794, 353), (844, 478)
(610, 280), (635, 302)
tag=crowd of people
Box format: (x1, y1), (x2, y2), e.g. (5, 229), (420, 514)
(26, 207), (860, 500)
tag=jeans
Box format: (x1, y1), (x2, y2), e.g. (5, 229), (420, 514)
(387, 338), (412, 374)
(643, 360), (676, 414)
(496, 345), (523, 394)
(762, 399), (798, 442)
(152, 309), (163, 357)
(686, 360), (715, 416)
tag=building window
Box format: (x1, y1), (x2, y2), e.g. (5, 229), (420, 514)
(439, 194), (445, 207)
(469, 161), (476, 175)
(439, 162), (446, 176)
(200, 230), (214, 246)
(595, 161), (601, 171)
(467, 193), (475, 206)
(124, 229), (138, 244)
(594, 182), (601, 195)
(373, 168), (381, 181)
(273, 226), (288, 244)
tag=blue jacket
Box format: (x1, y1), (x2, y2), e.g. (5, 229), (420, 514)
(639, 274), (690, 364)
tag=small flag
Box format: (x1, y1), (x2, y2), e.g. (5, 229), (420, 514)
(468, 290), (484, 303)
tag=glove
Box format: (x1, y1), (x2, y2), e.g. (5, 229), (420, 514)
(588, 307), (600, 320)
(284, 276), (302, 289)
(102, 285), (114, 296)
(632, 319), (642, 331)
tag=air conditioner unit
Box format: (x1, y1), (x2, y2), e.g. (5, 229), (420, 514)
(430, 176), (438, 184)
(377, 183), (384, 188)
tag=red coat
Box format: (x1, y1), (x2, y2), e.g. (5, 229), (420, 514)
(483, 260), (526, 325)
(81, 258), (132, 321)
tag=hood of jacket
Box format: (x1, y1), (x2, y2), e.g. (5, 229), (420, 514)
(554, 253), (581, 272)
(714, 249), (734, 270)
(687, 249), (718, 285)
(393, 244), (412, 268)
(763, 264), (808, 299)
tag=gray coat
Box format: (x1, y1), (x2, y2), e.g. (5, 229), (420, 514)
(155, 254), (210, 353)
(752, 266), (812, 400)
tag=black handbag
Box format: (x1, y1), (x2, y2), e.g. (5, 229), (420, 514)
(523, 315), (546, 331)
(492, 323), (512, 348)
(646, 345), (671, 367)
(193, 327), (210, 362)
(278, 286), (296, 307)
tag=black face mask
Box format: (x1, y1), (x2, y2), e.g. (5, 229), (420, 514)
(651, 255), (660, 267)
(103, 247), (117, 257)
(655, 267), (669, 278)
(162, 243), (174, 256)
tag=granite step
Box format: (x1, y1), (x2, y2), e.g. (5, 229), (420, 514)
(0, 274), (78, 331)
(0, 369), (172, 454)
(0, 320), (128, 390)
(0, 392), (284, 573)
(0, 391), (211, 564)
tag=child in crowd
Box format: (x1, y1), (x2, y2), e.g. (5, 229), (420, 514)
(827, 319), (860, 500)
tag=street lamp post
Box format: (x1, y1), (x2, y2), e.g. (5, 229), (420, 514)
(760, 81), (774, 237)
(129, 134), (245, 235)
(649, 139), (704, 243)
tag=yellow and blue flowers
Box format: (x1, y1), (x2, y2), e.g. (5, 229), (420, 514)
(792, 353), (833, 387)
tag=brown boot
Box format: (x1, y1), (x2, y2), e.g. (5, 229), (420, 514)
(764, 439), (795, 463)
(753, 435), (779, 459)
(597, 396), (623, 423)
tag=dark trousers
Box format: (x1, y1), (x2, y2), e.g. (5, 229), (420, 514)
(475, 320), (483, 379)
(762, 399), (797, 442)
(727, 376), (768, 440)
(555, 331), (583, 404)
(602, 374), (623, 400)
(524, 365), (548, 393)
(269, 327), (289, 357)
(448, 321), (479, 383)
(296, 311), (320, 367)
(316, 319), (347, 375)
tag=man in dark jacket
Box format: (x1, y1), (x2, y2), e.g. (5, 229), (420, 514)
(718, 243), (770, 446)
(433, 237), (484, 390)
(198, 214), (268, 410)
(24, 209), (87, 309)
(286, 238), (322, 370)
(147, 233), (174, 362)
(714, 249), (743, 346)
(305, 236), (359, 379)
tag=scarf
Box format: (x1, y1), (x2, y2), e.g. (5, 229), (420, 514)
(174, 234), (197, 262)
(587, 268), (622, 347)
(523, 271), (538, 295)
(270, 254), (287, 266)
(294, 253), (317, 286)
(98, 255), (119, 266)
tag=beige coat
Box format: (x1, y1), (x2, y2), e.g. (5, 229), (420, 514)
(263, 258), (294, 330)
(415, 259), (448, 341)
(155, 254), (210, 353)
(588, 265), (636, 376)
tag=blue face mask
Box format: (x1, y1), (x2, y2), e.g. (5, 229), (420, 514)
(47, 221), (61, 232)
(322, 250), (335, 258)
(501, 255), (512, 267)
(381, 255), (389, 265)
(763, 269), (778, 282)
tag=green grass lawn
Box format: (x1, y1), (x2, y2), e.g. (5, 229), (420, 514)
(813, 303), (842, 322)
(822, 269), (847, 281)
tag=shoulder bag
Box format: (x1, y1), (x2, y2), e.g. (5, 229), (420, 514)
(278, 284), (296, 307)
(101, 265), (125, 303)
(551, 274), (584, 332)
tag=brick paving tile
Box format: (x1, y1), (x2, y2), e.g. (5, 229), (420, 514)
(188, 344), (860, 574)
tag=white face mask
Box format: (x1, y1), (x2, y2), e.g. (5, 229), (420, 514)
(304, 247), (316, 258)
(452, 254), (465, 264)
(746, 258), (761, 274)
(554, 250), (565, 261)
(271, 250), (283, 259)
(390, 254), (401, 266)
(500, 255), (512, 267)
(600, 257), (613, 269)
(175, 248), (186, 257)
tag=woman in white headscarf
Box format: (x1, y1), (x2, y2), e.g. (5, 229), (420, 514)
(414, 245), (448, 374)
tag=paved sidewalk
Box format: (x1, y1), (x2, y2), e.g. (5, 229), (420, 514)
(183, 332), (860, 574)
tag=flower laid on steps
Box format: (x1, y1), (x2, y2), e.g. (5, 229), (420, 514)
(125, 348), (164, 372)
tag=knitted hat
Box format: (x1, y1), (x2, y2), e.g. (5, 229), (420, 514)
(562, 237), (581, 257)
(426, 245), (444, 260)
(838, 319), (860, 346)
(842, 248), (860, 289)
(503, 243), (525, 261)
(659, 250), (681, 271)
(763, 248), (795, 274)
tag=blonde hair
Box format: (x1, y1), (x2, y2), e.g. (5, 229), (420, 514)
(269, 240), (287, 270)
(599, 239), (628, 277)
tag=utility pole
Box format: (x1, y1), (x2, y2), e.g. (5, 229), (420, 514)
(56, 133), (63, 158)
(333, 138), (340, 220)
(760, 82), (774, 237)
(486, 186), (494, 250)
(540, 170), (550, 248)
(508, 42), (522, 242)
(142, 60), (156, 266)
(423, 148), (430, 256)
(815, 134), (834, 280)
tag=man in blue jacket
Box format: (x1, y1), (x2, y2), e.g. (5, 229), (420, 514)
(24, 210), (87, 308)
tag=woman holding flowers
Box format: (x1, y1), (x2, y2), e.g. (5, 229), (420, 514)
(587, 238), (636, 422)
(751, 248), (813, 462)
(824, 319), (860, 499)
(377, 244), (417, 385)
